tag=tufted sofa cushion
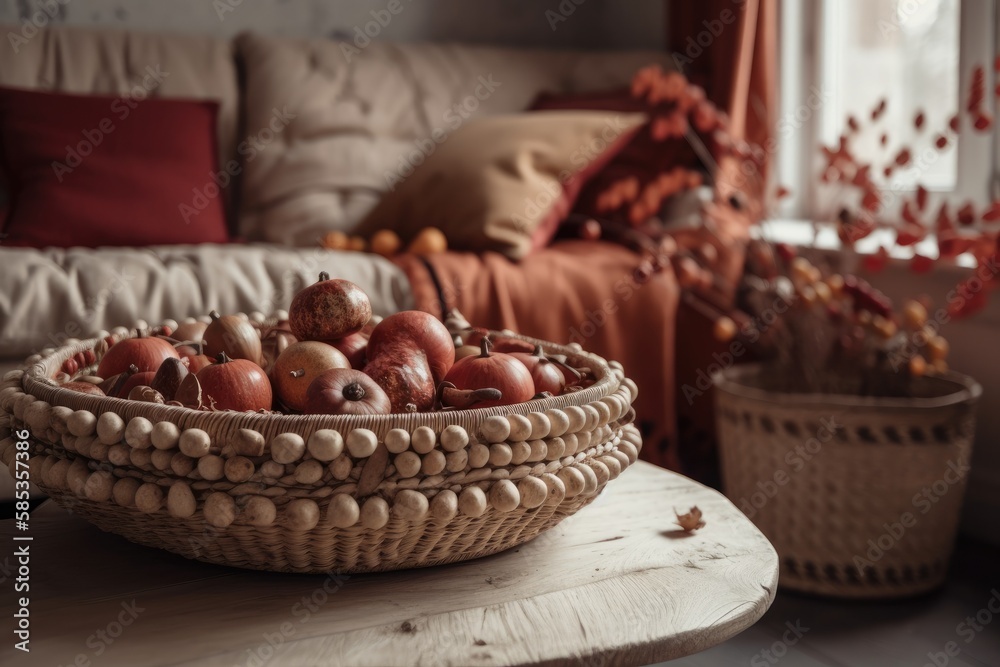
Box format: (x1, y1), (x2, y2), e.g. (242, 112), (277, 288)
(0, 245), (412, 360)
(0, 24), (240, 219)
(235, 33), (673, 246)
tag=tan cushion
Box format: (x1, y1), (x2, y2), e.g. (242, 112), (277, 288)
(0, 24), (239, 186)
(355, 111), (646, 260)
(236, 33), (672, 245)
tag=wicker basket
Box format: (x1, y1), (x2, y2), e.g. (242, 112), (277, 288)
(0, 321), (641, 574)
(714, 363), (980, 598)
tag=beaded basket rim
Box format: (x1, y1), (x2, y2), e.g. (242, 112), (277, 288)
(713, 362), (981, 412)
(1, 318), (642, 574)
(20, 326), (625, 440)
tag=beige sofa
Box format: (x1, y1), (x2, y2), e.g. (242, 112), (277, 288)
(0, 24), (672, 498)
(0, 25), (670, 360)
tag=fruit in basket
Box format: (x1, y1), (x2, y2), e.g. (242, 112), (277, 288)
(461, 328), (534, 354)
(443, 338), (534, 408)
(175, 343), (214, 373)
(175, 373), (203, 409)
(60, 349), (97, 376)
(149, 357), (189, 402)
(98, 364), (137, 396)
(363, 356), (435, 412)
(327, 332), (369, 369)
(172, 320), (208, 343)
(368, 311), (454, 382)
(510, 346), (566, 395)
(197, 352), (272, 412)
(128, 385), (165, 403)
(289, 273), (372, 342)
(272, 341), (351, 411)
(115, 371), (156, 399)
(61, 357), (79, 376)
(186, 352), (214, 374)
(454, 342), (481, 360)
(97, 330), (180, 378)
(204, 311), (263, 365)
(437, 381), (503, 409)
(364, 311), (455, 412)
(60, 381), (106, 397)
(304, 368), (391, 415)
(260, 321), (296, 371)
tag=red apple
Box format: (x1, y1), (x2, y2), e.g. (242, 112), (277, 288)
(327, 332), (369, 369)
(444, 338), (534, 408)
(510, 346), (566, 395)
(97, 331), (179, 378)
(271, 341), (350, 411)
(176, 344), (214, 374)
(176, 344), (199, 359)
(197, 352), (272, 412)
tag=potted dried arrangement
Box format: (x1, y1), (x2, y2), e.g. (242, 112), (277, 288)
(712, 243), (980, 598)
(709, 68), (998, 597)
(466, 62), (986, 598)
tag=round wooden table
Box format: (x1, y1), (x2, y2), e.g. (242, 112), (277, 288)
(0, 461), (777, 666)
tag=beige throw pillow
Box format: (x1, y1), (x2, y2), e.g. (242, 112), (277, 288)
(356, 111), (646, 260)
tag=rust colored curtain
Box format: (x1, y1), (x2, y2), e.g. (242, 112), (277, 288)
(667, 0), (778, 484)
(668, 0), (777, 185)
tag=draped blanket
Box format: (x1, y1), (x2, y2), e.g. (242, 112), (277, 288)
(397, 240), (681, 469)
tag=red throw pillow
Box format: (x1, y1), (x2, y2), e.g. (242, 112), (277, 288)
(531, 88), (704, 226)
(0, 86), (229, 248)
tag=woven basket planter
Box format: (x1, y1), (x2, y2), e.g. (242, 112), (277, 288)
(0, 320), (641, 573)
(714, 363), (980, 599)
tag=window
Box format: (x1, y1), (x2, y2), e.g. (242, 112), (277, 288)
(774, 0), (997, 252)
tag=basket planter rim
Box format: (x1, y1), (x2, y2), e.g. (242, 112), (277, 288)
(712, 362), (982, 411)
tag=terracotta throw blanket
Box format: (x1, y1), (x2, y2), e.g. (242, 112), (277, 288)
(396, 239), (680, 469)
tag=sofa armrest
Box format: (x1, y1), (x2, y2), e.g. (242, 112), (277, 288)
(0, 243), (413, 359)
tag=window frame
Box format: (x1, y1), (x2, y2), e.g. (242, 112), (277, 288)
(776, 0), (997, 226)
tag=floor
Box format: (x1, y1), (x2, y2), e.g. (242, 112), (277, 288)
(656, 537), (1000, 667)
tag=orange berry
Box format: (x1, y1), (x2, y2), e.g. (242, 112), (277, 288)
(370, 229), (402, 257)
(322, 230), (350, 250)
(927, 336), (949, 361)
(713, 317), (737, 342)
(902, 300), (928, 329)
(407, 227), (448, 255)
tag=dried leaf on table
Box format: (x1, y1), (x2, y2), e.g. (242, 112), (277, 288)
(674, 506), (706, 532)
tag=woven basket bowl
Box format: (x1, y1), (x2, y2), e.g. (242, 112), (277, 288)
(714, 363), (980, 599)
(0, 320), (641, 573)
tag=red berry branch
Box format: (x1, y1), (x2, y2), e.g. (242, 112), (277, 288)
(774, 62), (1000, 317)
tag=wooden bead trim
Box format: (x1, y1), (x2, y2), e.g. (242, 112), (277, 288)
(2, 322), (641, 572)
(14, 412), (639, 527)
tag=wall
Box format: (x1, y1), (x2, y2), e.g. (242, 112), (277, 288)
(0, 0), (665, 50)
